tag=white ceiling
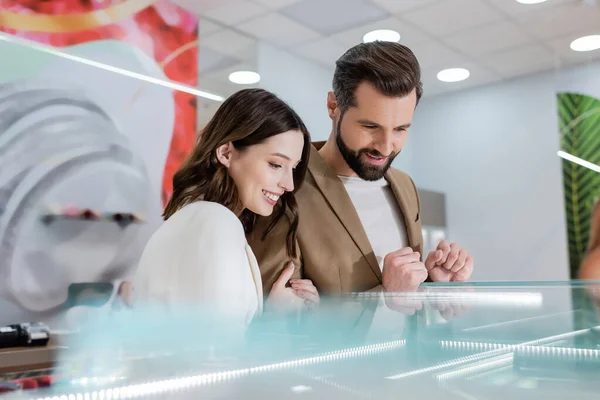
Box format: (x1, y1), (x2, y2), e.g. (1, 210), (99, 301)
(173, 0), (600, 111)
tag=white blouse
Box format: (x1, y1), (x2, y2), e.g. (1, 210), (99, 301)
(134, 201), (263, 327)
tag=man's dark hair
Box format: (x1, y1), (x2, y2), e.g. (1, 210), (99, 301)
(332, 41), (423, 112)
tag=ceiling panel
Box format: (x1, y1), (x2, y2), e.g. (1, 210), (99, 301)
(252, 0), (303, 8)
(485, 0), (578, 16)
(407, 39), (469, 70)
(202, 29), (258, 59)
(198, 46), (242, 74)
(184, 0), (600, 101)
(401, 0), (504, 37)
(170, 0), (236, 13)
(442, 20), (536, 57)
(480, 44), (559, 78)
(279, 0), (390, 36)
(198, 18), (224, 36)
(330, 17), (431, 47)
(370, 0), (444, 14)
(201, 0), (269, 25)
(294, 37), (349, 67)
(237, 12), (322, 46)
(515, 2), (600, 40)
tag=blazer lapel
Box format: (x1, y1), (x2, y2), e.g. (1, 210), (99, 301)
(308, 144), (382, 282)
(386, 171), (419, 252)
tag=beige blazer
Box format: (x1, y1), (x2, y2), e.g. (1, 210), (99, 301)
(248, 142), (423, 295)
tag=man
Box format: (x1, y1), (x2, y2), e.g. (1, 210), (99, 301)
(248, 41), (473, 297)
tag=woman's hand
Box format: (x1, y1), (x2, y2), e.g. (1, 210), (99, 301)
(266, 262), (319, 312)
(289, 278), (319, 308)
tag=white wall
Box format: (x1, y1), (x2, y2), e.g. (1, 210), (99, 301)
(409, 69), (576, 281)
(257, 43), (333, 142)
(256, 42), (600, 282)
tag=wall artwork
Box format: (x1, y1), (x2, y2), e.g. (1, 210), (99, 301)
(0, 0), (198, 325)
(557, 92), (600, 279)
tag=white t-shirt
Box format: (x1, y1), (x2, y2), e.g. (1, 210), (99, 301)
(338, 176), (409, 270)
(339, 175), (413, 339)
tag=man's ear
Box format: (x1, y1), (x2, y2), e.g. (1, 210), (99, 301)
(327, 91), (339, 121)
(216, 142), (233, 168)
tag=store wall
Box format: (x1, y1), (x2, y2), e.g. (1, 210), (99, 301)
(254, 43), (600, 282)
(257, 43), (334, 142)
(409, 69), (574, 282)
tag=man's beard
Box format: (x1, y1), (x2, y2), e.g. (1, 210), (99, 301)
(335, 112), (399, 181)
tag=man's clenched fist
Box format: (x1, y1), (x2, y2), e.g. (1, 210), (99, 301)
(382, 247), (428, 293)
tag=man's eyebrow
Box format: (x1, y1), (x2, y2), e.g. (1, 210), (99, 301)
(358, 120), (411, 130)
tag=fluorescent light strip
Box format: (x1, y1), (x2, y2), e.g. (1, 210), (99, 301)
(462, 310), (574, 332)
(356, 291), (543, 307)
(0, 33), (225, 102)
(385, 327), (594, 380)
(436, 342), (599, 382)
(436, 354), (513, 383)
(558, 151), (600, 173)
(33, 340), (405, 400)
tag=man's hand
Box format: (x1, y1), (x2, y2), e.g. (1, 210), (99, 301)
(425, 240), (473, 282)
(382, 247), (428, 293)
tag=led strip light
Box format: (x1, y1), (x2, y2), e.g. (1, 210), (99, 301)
(435, 342), (600, 382)
(385, 327), (596, 380)
(354, 291), (543, 308)
(31, 340), (406, 400)
(0, 33), (225, 103)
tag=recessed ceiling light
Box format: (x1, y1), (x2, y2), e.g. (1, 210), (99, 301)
(516, 0), (548, 4)
(363, 29), (401, 43)
(437, 68), (470, 83)
(228, 71), (260, 85)
(570, 35), (600, 52)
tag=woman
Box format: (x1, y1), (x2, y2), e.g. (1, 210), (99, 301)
(134, 89), (319, 326)
(579, 198), (600, 280)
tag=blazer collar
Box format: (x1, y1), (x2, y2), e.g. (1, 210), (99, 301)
(308, 142), (418, 282)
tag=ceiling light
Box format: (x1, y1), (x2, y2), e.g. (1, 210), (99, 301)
(516, 0), (548, 4)
(437, 68), (470, 83)
(363, 29), (401, 43)
(570, 35), (600, 52)
(228, 71), (260, 85)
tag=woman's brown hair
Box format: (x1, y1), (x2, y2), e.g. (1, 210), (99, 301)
(163, 88), (311, 258)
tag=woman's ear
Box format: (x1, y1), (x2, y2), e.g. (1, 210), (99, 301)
(216, 142), (233, 168)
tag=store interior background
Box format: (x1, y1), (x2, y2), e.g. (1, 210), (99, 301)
(189, 0), (600, 282)
(1, 0), (599, 297)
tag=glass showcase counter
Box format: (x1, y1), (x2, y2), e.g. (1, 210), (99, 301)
(1, 281), (600, 399)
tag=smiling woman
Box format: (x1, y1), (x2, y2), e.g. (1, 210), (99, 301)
(134, 88), (320, 327)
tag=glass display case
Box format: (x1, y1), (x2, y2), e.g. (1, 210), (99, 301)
(2, 281), (600, 399)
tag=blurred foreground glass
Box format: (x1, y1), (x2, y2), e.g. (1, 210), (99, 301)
(2, 281), (600, 399)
